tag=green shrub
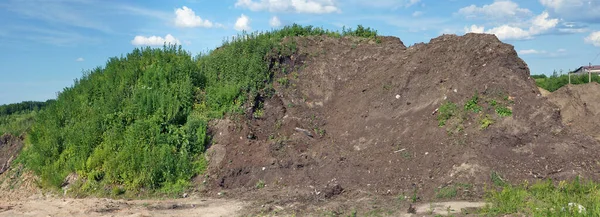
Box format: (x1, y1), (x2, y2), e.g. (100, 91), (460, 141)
(464, 93), (482, 113)
(438, 102), (458, 126)
(495, 106), (513, 117)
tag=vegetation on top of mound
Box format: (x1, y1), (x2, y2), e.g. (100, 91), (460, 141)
(17, 24), (379, 195)
(532, 73), (600, 92)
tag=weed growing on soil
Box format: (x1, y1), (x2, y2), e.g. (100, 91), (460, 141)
(482, 177), (600, 216)
(255, 180), (265, 189)
(437, 102), (458, 126)
(436, 186), (458, 199)
(495, 106), (512, 117)
(464, 93), (482, 113)
(479, 115), (495, 129)
(490, 171), (506, 187)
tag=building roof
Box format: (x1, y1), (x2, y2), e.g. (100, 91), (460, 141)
(572, 65), (600, 73)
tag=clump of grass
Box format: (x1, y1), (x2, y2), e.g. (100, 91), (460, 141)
(437, 102), (458, 126)
(495, 106), (512, 117)
(480, 115), (494, 130)
(436, 186), (458, 199)
(464, 93), (482, 113)
(490, 171), (506, 187)
(482, 177), (600, 216)
(255, 180), (265, 189)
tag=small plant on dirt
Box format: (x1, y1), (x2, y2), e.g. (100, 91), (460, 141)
(464, 93), (483, 113)
(438, 101), (458, 126)
(495, 106), (512, 117)
(436, 186), (458, 199)
(253, 108), (264, 119)
(480, 115), (494, 130)
(314, 127), (326, 136)
(490, 171), (506, 187)
(489, 99), (498, 107)
(402, 151), (412, 159)
(274, 120), (282, 130)
(277, 77), (290, 87)
(255, 180), (265, 189)
(411, 189), (419, 203)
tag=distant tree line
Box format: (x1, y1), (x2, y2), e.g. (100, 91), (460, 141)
(531, 72), (600, 92)
(0, 100), (55, 116)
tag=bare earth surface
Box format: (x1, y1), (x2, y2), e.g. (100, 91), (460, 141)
(0, 196), (245, 217)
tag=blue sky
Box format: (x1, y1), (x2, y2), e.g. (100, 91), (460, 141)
(1, 0), (600, 105)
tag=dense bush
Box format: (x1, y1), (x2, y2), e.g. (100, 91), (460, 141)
(19, 24), (378, 194)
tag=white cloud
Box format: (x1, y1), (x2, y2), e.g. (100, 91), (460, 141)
(540, 0), (600, 22)
(234, 14), (251, 31)
(585, 31), (600, 47)
(518, 48), (567, 57)
(487, 25), (532, 40)
(458, 0), (532, 22)
(131, 34), (181, 46)
(235, 0), (340, 14)
(529, 11), (559, 35)
(75, 57), (85, 62)
(174, 6), (214, 28)
(464, 11), (558, 40)
(519, 49), (543, 55)
(412, 11), (423, 17)
(269, 16), (282, 27)
(351, 0), (422, 8)
(465, 25), (485, 33)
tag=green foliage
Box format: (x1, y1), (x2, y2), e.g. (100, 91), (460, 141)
(255, 179), (265, 189)
(436, 186), (458, 199)
(495, 106), (512, 117)
(342, 25), (378, 38)
(437, 102), (458, 126)
(480, 115), (494, 129)
(0, 100), (54, 116)
(0, 111), (37, 136)
(464, 93), (482, 113)
(20, 24), (379, 195)
(530, 74), (547, 79)
(490, 171), (506, 187)
(20, 45), (204, 191)
(482, 177), (600, 216)
(534, 73), (600, 92)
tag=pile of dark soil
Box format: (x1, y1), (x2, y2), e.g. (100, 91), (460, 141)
(0, 134), (23, 175)
(547, 83), (600, 141)
(201, 33), (600, 212)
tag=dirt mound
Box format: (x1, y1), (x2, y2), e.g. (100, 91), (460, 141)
(0, 134), (23, 175)
(547, 83), (600, 141)
(202, 33), (600, 207)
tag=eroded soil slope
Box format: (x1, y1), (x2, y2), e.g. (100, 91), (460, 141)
(0, 134), (23, 175)
(203, 33), (600, 206)
(547, 83), (600, 141)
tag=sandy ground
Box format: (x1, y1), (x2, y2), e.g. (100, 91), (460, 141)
(0, 195), (246, 217)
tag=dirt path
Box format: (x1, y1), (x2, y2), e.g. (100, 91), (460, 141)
(0, 195), (246, 217)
